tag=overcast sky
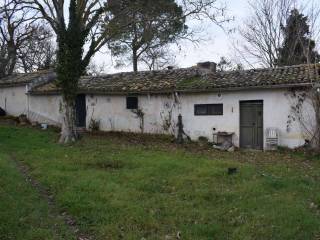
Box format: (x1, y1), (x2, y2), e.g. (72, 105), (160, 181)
(93, 0), (249, 73)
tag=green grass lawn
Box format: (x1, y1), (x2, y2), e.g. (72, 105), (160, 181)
(0, 150), (74, 239)
(1, 125), (320, 239)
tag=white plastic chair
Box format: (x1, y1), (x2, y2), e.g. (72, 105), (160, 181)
(266, 128), (279, 150)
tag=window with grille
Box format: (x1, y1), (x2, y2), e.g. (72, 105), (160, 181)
(194, 104), (223, 115)
(126, 96), (138, 109)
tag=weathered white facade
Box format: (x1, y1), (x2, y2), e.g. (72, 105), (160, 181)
(1, 63), (317, 150)
(0, 87), (306, 149)
(84, 89), (305, 149)
(0, 84), (62, 126)
(0, 85), (28, 116)
(27, 94), (62, 126)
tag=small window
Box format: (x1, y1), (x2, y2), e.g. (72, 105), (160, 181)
(194, 104), (223, 116)
(126, 96), (138, 109)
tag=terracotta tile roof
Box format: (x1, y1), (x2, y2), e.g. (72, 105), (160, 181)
(0, 70), (55, 87)
(25, 63), (320, 94)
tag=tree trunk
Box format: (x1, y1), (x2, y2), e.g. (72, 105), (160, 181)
(7, 43), (17, 75)
(133, 49), (138, 72)
(59, 98), (78, 144)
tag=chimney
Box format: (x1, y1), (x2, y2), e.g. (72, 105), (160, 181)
(167, 66), (174, 70)
(197, 61), (217, 73)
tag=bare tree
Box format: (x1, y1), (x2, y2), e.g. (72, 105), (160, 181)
(0, 0), (41, 77)
(140, 46), (178, 71)
(17, 26), (56, 72)
(234, 0), (294, 68)
(0, 0), (54, 77)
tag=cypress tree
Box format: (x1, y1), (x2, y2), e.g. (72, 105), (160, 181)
(277, 9), (319, 66)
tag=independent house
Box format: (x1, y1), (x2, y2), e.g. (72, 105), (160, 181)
(1, 62), (319, 150)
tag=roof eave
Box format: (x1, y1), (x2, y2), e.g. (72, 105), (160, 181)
(28, 82), (312, 96)
(0, 82), (29, 88)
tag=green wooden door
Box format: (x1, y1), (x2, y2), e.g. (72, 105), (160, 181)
(240, 101), (263, 149)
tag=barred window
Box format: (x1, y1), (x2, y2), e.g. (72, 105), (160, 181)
(126, 97), (138, 109)
(194, 104), (223, 116)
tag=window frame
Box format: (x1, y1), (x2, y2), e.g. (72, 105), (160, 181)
(194, 104), (223, 116)
(126, 96), (138, 110)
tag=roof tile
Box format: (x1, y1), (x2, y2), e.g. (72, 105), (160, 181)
(4, 64), (320, 94)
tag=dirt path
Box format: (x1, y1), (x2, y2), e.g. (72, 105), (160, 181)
(10, 154), (94, 240)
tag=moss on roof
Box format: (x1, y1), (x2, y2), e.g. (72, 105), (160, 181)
(7, 64), (320, 94)
(0, 70), (54, 87)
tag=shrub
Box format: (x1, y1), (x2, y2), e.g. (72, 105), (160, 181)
(89, 118), (100, 132)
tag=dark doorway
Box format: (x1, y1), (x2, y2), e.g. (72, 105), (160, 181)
(240, 100), (263, 150)
(75, 94), (86, 128)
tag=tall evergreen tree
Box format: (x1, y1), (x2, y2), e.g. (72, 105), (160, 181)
(108, 0), (187, 72)
(277, 9), (319, 66)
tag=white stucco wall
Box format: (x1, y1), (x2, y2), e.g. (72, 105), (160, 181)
(178, 90), (304, 149)
(28, 94), (62, 126)
(86, 89), (305, 149)
(86, 94), (179, 134)
(0, 85), (28, 116)
(5, 86), (305, 149)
